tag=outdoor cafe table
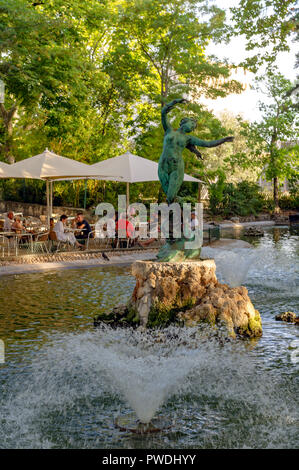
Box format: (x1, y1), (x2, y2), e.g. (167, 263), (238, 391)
(0, 230), (45, 256)
(0, 231), (31, 256)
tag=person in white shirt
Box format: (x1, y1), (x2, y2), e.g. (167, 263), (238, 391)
(3, 212), (14, 232)
(190, 212), (199, 230)
(54, 215), (83, 248)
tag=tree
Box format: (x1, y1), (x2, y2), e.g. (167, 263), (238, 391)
(204, 111), (259, 183)
(229, 70), (299, 212)
(113, 0), (242, 103)
(101, 0), (245, 200)
(0, 0), (93, 162)
(231, 0), (298, 71)
(0, 0), (247, 208)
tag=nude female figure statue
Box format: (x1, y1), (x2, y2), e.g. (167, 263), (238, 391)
(158, 98), (234, 204)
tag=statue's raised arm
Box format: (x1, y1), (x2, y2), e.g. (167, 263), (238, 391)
(161, 98), (187, 132)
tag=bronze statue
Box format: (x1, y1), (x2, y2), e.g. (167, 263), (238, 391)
(158, 98), (233, 204)
(157, 98), (233, 262)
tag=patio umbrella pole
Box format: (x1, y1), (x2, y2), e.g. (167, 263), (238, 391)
(126, 182), (130, 209)
(50, 180), (53, 220)
(198, 182), (202, 203)
(84, 180), (87, 210)
(46, 180), (50, 226)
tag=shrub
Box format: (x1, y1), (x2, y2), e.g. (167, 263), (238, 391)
(208, 180), (267, 216)
(278, 194), (299, 211)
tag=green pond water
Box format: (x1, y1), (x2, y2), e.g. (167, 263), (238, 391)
(0, 226), (298, 448)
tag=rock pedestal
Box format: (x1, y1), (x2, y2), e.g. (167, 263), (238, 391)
(94, 259), (262, 338)
(130, 259), (217, 327)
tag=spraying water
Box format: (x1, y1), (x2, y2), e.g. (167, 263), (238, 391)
(0, 325), (298, 448)
(201, 247), (257, 287)
(202, 244), (299, 290)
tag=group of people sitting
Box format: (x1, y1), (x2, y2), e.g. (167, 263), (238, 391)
(2, 208), (200, 250)
(3, 211), (35, 236)
(93, 209), (199, 248)
(94, 210), (161, 248)
(2, 210), (93, 250)
(52, 212), (92, 249)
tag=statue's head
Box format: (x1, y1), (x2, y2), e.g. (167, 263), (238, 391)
(179, 117), (197, 133)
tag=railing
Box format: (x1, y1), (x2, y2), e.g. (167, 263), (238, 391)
(204, 226), (220, 243)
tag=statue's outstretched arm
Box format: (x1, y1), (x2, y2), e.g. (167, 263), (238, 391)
(161, 98), (187, 132)
(189, 135), (234, 148)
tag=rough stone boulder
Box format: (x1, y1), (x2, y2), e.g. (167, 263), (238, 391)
(275, 311), (299, 324)
(130, 259), (217, 326)
(177, 283), (262, 338)
(244, 226), (264, 237)
(94, 259), (262, 338)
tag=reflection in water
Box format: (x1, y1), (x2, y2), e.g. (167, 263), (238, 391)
(273, 227), (281, 244)
(0, 266), (133, 360)
(0, 227), (298, 449)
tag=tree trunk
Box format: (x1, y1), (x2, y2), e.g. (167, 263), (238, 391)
(270, 132), (280, 214)
(273, 176), (280, 213)
(0, 103), (18, 163)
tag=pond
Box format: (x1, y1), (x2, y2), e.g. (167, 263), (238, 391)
(0, 226), (298, 448)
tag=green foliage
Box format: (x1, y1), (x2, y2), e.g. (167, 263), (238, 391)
(231, 0), (298, 71)
(1, 1), (295, 215)
(277, 193), (299, 210)
(227, 69), (299, 211)
(115, 0), (241, 101)
(208, 169), (226, 214)
(0, 179), (46, 205)
(208, 177), (267, 217)
(0, 0), (245, 207)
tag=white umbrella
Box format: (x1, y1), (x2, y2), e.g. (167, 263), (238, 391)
(53, 151), (202, 207)
(0, 161), (24, 178)
(11, 149), (113, 224)
(91, 151), (202, 183)
(12, 148), (110, 180)
(90, 151), (203, 206)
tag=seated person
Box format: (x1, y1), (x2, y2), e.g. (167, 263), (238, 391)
(72, 212), (92, 242)
(137, 237), (157, 247)
(3, 211), (14, 232)
(54, 215), (83, 248)
(190, 212), (199, 230)
(11, 216), (24, 233)
(137, 216), (158, 247)
(115, 212), (135, 247)
(49, 217), (55, 233)
(11, 216), (34, 243)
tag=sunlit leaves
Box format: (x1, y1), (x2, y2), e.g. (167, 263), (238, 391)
(228, 70), (299, 209)
(231, 0), (297, 70)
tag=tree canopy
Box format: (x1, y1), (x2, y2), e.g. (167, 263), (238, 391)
(231, 0), (298, 71)
(228, 69), (299, 211)
(0, 0), (297, 211)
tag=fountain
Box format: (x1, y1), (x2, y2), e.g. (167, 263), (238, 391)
(201, 246), (258, 287)
(0, 230), (298, 447)
(93, 99), (263, 430)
